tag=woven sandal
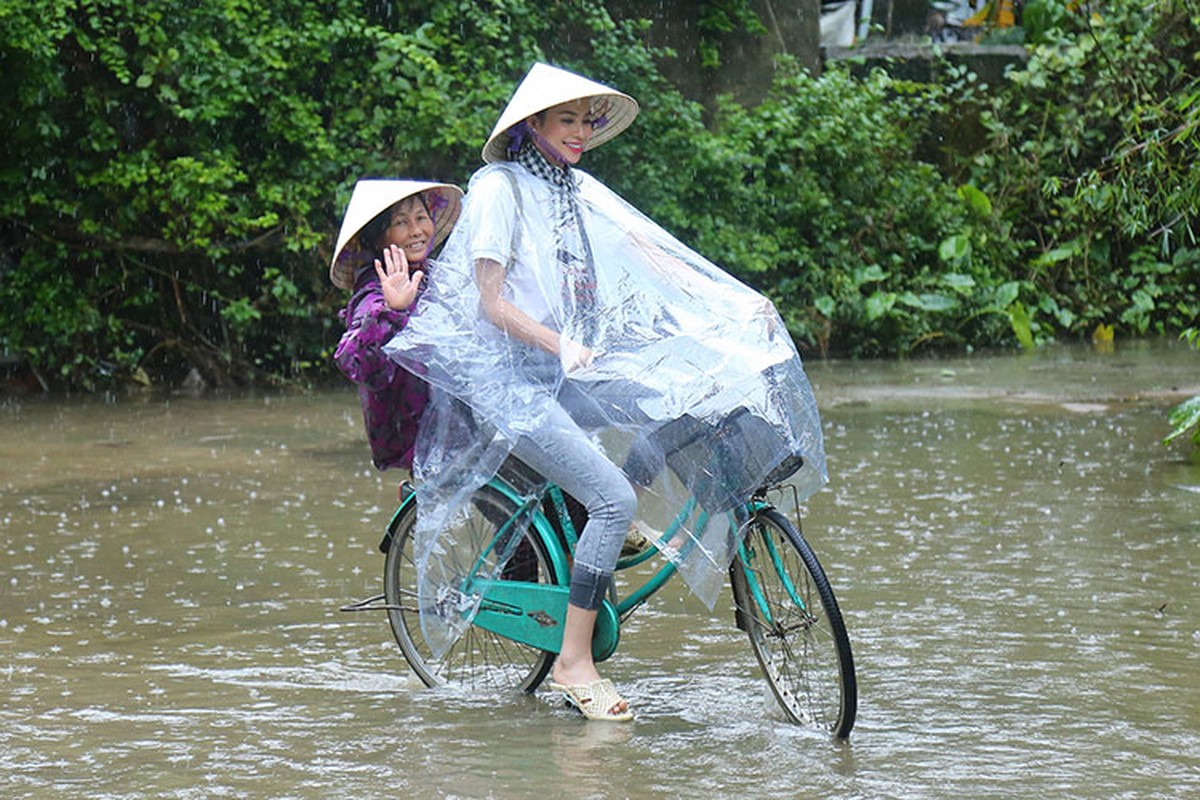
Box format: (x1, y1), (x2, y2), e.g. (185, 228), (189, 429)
(620, 521), (653, 558)
(548, 679), (634, 722)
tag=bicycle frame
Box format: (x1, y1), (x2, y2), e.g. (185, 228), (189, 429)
(434, 473), (789, 661)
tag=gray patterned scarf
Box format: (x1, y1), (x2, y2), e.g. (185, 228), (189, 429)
(515, 143), (598, 346)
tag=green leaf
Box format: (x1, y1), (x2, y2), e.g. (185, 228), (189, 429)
(855, 264), (888, 284)
(1009, 302), (1034, 350)
(938, 234), (971, 264)
(1031, 244), (1079, 269)
(1164, 397), (1200, 444)
(865, 291), (896, 320)
(994, 281), (1021, 308)
(900, 292), (959, 312)
(956, 184), (993, 217)
(941, 273), (976, 291)
(220, 298), (262, 328)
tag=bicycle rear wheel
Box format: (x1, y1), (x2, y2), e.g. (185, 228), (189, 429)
(730, 508), (857, 737)
(383, 485), (560, 693)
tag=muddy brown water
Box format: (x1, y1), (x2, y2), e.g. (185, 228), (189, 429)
(2, 342), (1197, 798)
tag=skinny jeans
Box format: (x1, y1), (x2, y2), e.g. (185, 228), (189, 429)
(556, 378), (665, 489)
(509, 399), (636, 611)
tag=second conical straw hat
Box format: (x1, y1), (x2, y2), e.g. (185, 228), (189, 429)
(328, 179), (463, 290)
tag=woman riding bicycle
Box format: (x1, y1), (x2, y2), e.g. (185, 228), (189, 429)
(386, 63), (827, 722)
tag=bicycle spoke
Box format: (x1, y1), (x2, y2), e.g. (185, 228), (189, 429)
(730, 509), (856, 737)
(384, 486), (558, 693)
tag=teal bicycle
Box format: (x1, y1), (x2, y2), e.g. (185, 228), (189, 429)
(371, 458), (857, 738)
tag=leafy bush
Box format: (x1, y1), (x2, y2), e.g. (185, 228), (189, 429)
(2, 0), (1197, 389)
(650, 62), (1024, 356)
(0, 0), (662, 389)
(959, 0), (1200, 343)
(1165, 327), (1200, 454)
(1166, 395), (1200, 449)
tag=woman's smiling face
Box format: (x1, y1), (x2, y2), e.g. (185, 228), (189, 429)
(528, 98), (596, 166)
(381, 195), (435, 264)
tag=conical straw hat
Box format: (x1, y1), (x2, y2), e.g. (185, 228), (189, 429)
(481, 62), (639, 164)
(329, 179), (463, 290)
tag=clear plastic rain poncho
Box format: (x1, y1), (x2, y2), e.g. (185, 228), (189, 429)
(384, 159), (827, 656)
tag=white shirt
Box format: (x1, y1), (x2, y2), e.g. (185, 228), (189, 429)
(461, 163), (576, 329)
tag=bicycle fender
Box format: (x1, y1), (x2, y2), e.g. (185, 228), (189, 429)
(378, 482), (419, 554)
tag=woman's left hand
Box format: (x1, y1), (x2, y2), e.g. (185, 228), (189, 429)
(375, 244), (425, 311)
(559, 336), (595, 373)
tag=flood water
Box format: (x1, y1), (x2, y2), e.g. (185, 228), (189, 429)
(2, 342), (1197, 799)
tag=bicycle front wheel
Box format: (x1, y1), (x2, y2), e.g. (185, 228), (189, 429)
(730, 508), (857, 737)
(383, 485), (560, 693)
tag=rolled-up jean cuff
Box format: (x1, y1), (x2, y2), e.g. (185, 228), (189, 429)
(568, 564), (612, 611)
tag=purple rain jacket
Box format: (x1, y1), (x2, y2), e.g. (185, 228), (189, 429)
(334, 269), (428, 470)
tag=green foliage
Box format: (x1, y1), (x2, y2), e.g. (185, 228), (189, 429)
(1165, 396), (1200, 448)
(694, 0), (768, 68)
(2, 0), (1198, 389)
(959, 0), (1200, 342)
(1165, 327), (1200, 452)
(1020, 0), (1073, 44)
(646, 61), (1020, 356)
(0, 0), (659, 388)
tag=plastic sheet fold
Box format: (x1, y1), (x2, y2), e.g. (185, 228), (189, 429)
(385, 163), (827, 656)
